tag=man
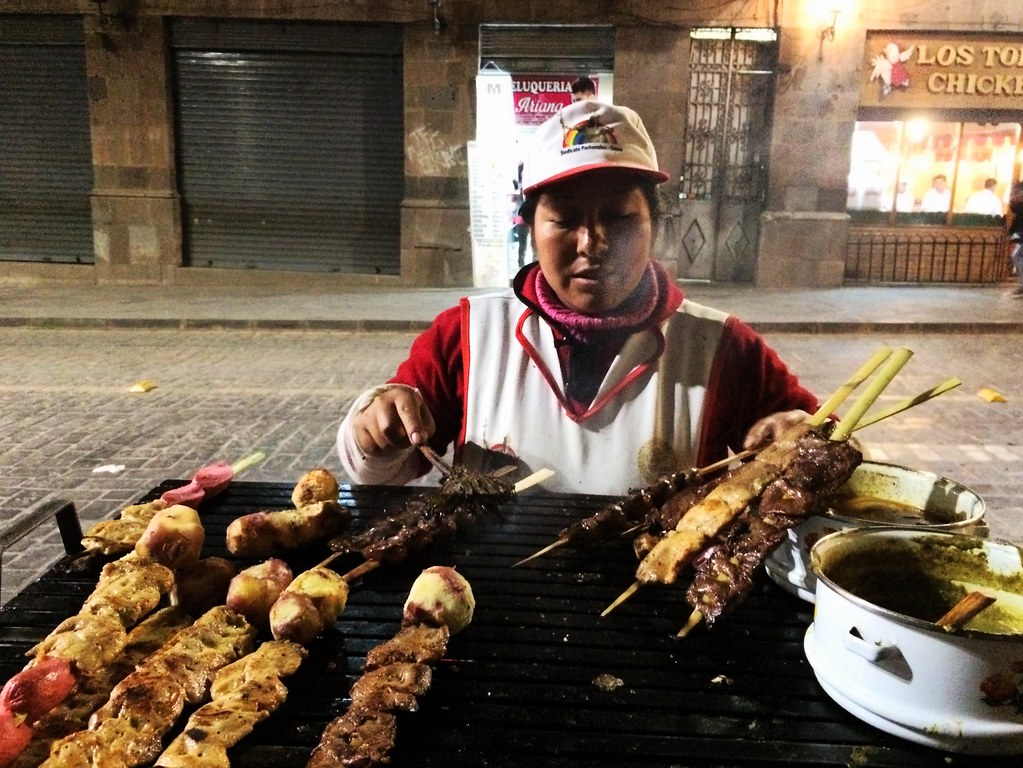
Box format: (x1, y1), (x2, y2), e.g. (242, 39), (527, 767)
(894, 181), (915, 212)
(570, 76), (596, 102)
(963, 178), (1004, 217)
(920, 174), (951, 213)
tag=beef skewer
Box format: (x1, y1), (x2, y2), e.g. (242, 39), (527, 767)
(679, 427), (863, 633)
(602, 347), (912, 616)
(676, 374), (962, 635)
(512, 452), (750, 568)
(322, 465), (549, 582)
(306, 566), (475, 768)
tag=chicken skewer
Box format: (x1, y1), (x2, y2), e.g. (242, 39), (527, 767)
(602, 348), (913, 617)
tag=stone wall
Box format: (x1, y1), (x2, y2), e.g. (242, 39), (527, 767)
(3, 0), (1023, 287)
(85, 15), (180, 284)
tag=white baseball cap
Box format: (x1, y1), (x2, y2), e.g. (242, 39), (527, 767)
(521, 101), (670, 196)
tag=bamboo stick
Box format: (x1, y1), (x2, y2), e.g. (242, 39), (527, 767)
(806, 346), (893, 427)
(852, 377), (961, 432)
(829, 348), (914, 441)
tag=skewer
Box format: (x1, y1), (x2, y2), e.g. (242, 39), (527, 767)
(513, 452), (755, 568)
(600, 582), (641, 617)
(341, 559), (381, 583)
(604, 348), (912, 619)
(829, 348), (913, 440)
(676, 609), (703, 637)
(806, 346), (893, 427)
(514, 539), (571, 565)
(851, 376), (961, 432)
(419, 444), (454, 475)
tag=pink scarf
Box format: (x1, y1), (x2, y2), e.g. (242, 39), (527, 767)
(533, 262), (669, 345)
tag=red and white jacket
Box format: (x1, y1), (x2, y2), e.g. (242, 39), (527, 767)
(338, 268), (817, 494)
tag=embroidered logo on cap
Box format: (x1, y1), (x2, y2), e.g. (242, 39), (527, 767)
(561, 114), (622, 153)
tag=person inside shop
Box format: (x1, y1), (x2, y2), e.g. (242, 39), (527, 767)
(570, 76), (597, 102)
(336, 100), (819, 495)
(963, 178), (1004, 218)
(894, 181), (916, 213)
(1007, 180), (1023, 299)
(921, 174), (951, 213)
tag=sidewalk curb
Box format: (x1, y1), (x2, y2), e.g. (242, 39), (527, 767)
(3, 317), (1023, 334)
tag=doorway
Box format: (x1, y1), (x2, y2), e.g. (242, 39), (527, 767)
(666, 28), (778, 282)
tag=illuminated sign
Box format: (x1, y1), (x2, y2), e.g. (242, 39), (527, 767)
(861, 32), (1023, 109)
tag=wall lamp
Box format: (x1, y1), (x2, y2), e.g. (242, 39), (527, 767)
(429, 0), (445, 35)
(817, 8), (840, 61)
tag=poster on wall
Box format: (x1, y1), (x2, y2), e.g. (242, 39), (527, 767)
(510, 74), (611, 126)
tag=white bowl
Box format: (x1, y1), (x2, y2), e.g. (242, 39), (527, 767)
(805, 527), (1023, 754)
(765, 461), (986, 602)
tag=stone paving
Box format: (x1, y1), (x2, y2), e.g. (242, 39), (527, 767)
(1, 325), (1021, 605)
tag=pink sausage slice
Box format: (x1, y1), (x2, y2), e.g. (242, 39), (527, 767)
(192, 462), (234, 497)
(1, 656), (76, 724)
(160, 479), (205, 507)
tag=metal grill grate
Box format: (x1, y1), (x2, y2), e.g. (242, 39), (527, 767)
(0, 481), (1016, 767)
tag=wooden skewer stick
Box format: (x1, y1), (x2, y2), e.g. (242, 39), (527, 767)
(514, 467), (555, 493)
(514, 539), (570, 566)
(852, 376), (961, 432)
(829, 347), (914, 441)
(315, 550), (343, 570)
(600, 582), (641, 617)
(309, 553), (382, 581)
(341, 559), (381, 583)
(936, 590), (996, 630)
(419, 444), (454, 475)
(230, 450), (267, 476)
(676, 609), (703, 637)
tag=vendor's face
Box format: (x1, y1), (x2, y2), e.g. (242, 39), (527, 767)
(532, 172), (653, 314)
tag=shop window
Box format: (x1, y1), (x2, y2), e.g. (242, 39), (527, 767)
(847, 120), (1020, 227)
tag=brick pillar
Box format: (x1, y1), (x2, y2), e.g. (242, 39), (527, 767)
(85, 15), (181, 284)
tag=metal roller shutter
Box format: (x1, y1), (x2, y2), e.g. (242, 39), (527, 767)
(170, 20), (403, 274)
(0, 16), (93, 265)
(479, 24), (614, 73)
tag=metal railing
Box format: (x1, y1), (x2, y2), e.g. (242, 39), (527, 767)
(845, 226), (1013, 284)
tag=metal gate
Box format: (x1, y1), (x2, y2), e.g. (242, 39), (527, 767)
(0, 16), (93, 265)
(665, 28), (778, 282)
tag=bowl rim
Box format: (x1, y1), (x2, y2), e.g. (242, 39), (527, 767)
(810, 526), (1023, 641)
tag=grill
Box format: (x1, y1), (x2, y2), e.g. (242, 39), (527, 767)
(0, 481), (1015, 768)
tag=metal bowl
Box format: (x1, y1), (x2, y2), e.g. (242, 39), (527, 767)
(764, 461), (987, 602)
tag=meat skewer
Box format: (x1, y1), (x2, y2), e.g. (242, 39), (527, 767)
(306, 566), (475, 768)
(512, 452), (750, 568)
(154, 639), (307, 768)
(40, 606), (257, 768)
(679, 427), (863, 633)
(603, 347), (913, 617)
(677, 374), (963, 636)
(322, 464), (530, 583)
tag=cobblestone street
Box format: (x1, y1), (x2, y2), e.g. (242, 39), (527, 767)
(1, 326), (1021, 604)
